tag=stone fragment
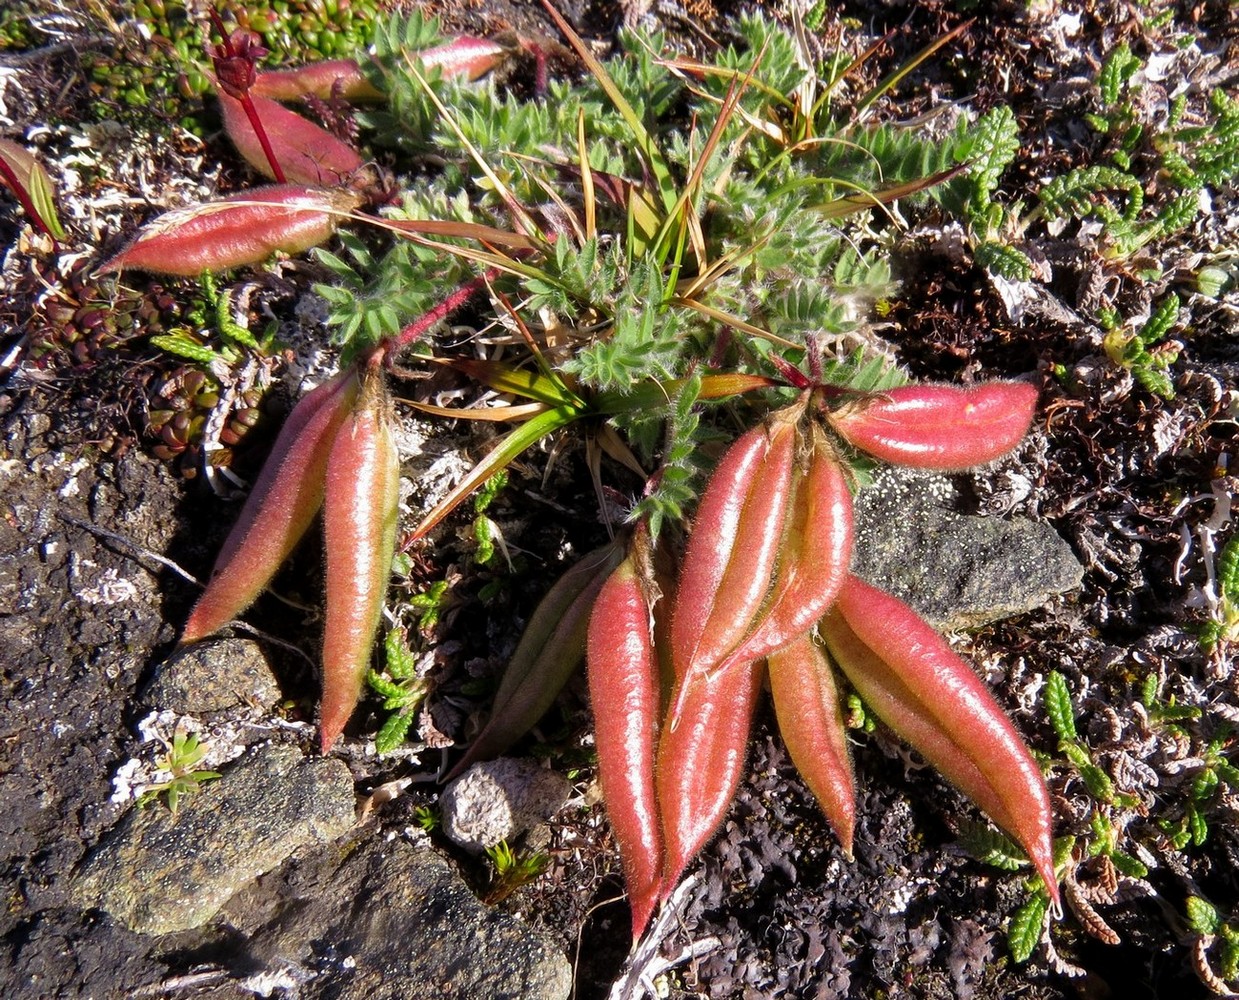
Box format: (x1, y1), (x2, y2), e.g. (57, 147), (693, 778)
(441, 757), (574, 853)
(71, 744), (354, 934)
(851, 466), (1084, 629)
(143, 637), (282, 714)
(224, 838), (572, 1000)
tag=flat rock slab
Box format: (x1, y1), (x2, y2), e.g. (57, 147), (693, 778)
(222, 836), (572, 1000)
(71, 743), (354, 935)
(852, 467), (1084, 629)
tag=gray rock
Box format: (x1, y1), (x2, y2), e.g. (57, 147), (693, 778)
(223, 836), (572, 1000)
(441, 757), (574, 854)
(143, 638), (282, 714)
(852, 466), (1083, 629)
(71, 744), (354, 934)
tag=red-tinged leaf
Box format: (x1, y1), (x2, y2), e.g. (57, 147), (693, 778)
(768, 634), (855, 854)
(251, 59), (383, 102)
(828, 381), (1038, 469)
(588, 546), (665, 939)
(657, 655), (763, 899)
(320, 370), (402, 752)
(181, 369), (360, 644)
(0, 137), (66, 240)
(218, 91), (364, 187)
(730, 425), (853, 665)
(821, 575), (1059, 904)
(446, 540), (625, 780)
(418, 35), (512, 81)
(98, 185), (362, 276)
(670, 405), (801, 683)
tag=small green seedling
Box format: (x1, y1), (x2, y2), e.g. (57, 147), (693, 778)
(483, 840), (550, 904)
(137, 731), (222, 815)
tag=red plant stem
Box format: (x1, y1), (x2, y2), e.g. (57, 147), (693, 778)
(208, 9), (286, 184)
(385, 268), (499, 358)
(0, 156), (55, 242)
(239, 94), (287, 184)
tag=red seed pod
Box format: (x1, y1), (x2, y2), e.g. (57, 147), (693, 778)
(320, 369), (402, 752)
(218, 91), (365, 187)
(250, 59), (383, 102)
(418, 35), (512, 81)
(730, 424), (853, 666)
(656, 655), (763, 900)
(181, 369), (360, 645)
(670, 405), (801, 682)
(767, 634), (855, 854)
(446, 539), (625, 780)
(821, 575), (1059, 904)
(97, 186), (362, 277)
(587, 543), (665, 939)
(827, 381), (1038, 469)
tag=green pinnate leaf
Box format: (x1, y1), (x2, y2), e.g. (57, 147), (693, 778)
(1098, 43), (1140, 107)
(1110, 850), (1149, 879)
(968, 106), (1020, 204)
(1044, 672), (1077, 742)
(1139, 294), (1180, 347)
(375, 708), (418, 754)
(384, 627), (418, 680)
(1218, 536), (1239, 603)
(1188, 896), (1221, 936)
(1008, 891), (1049, 962)
(957, 818), (1027, 871)
(975, 241), (1033, 281)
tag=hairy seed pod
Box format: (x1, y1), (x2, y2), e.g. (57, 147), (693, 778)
(730, 424), (853, 666)
(418, 35), (511, 81)
(821, 575), (1059, 903)
(98, 185), (362, 276)
(656, 655), (763, 901)
(320, 369), (401, 752)
(250, 59), (383, 102)
(181, 369), (360, 644)
(768, 633), (855, 854)
(218, 91), (364, 187)
(587, 544), (665, 939)
(671, 404), (801, 683)
(445, 540), (625, 780)
(827, 381), (1038, 469)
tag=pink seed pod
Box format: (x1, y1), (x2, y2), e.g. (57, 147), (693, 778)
(587, 545), (665, 939)
(181, 369), (360, 645)
(670, 405), (801, 683)
(218, 91), (365, 187)
(729, 424), (853, 666)
(320, 370), (402, 753)
(251, 59), (383, 102)
(97, 185), (361, 276)
(417, 35), (512, 81)
(656, 654), (763, 901)
(821, 575), (1059, 904)
(828, 381), (1038, 469)
(768, 633), (855, 854)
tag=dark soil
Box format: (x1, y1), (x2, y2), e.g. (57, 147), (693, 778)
(2, 1), (1238, 998)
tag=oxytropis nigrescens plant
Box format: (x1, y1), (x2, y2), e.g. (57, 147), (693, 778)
(92, 5), (1061, 939)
